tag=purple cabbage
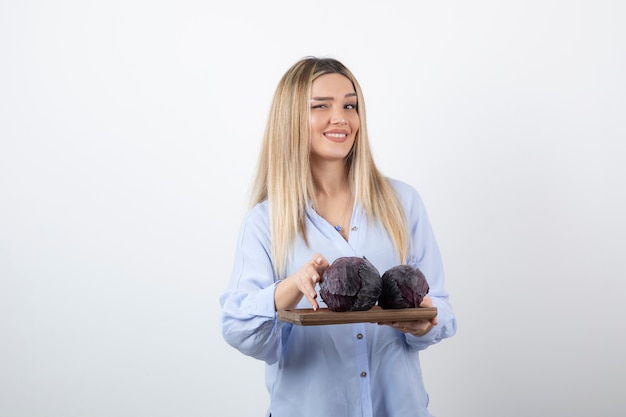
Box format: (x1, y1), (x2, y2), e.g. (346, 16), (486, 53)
(319, 256), (382, 312)
(379, 264), (429, 309)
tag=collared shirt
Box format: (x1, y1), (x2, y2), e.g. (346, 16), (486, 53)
(220, 178), (457, 417)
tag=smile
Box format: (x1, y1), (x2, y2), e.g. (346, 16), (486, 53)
(324, 132), (349, 143)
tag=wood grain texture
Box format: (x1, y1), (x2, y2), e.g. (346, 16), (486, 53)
(278, 305), (437, 326)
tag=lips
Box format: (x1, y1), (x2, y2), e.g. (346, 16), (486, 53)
(324, 130), (349, 143)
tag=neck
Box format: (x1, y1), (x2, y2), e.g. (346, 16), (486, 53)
(311, 163), (353, 240)
(311, 160), (349, 197)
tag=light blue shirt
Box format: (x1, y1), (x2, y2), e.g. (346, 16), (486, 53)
(220, 178), (456, 417)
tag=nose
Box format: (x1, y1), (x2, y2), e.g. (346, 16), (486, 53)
(331, 112), (348, 125)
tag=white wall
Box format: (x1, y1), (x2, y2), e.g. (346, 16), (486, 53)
(1, 1), (624, 416)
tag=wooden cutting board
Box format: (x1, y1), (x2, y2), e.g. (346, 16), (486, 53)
(278, 305), (437, 326)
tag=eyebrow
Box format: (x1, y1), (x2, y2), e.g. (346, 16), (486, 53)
(311, 92), (357, 101)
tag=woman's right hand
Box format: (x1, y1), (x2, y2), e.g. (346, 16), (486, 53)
(274, 253), (329, 311)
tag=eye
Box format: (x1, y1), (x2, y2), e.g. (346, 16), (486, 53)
(311, 104), (328, 109)
(345, 103), (357, 110)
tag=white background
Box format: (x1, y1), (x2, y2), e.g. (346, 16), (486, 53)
(1, 1), (625, 416)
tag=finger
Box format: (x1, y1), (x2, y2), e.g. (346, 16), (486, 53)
(419, 295), (433, 307)
(311, 253), (329, 273)
(391, 322), (407, 332)
(303, 276), (317, 298)
(303, 272), (319, 310)
(313, 253), (324, 265)
(305, 293), (319, 311)
(389, 320), (433, 336)
(413, 323), (434, 336)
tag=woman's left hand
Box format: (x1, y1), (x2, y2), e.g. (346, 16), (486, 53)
(379, 296), (438, 336)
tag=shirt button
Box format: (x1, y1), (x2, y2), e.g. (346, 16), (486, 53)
(356, 333), (363, 339)
(360, 371), (367, 377)
(351, 226), (358, 231)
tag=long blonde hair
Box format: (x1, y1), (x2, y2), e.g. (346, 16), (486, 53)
(250, 57), (408, 277)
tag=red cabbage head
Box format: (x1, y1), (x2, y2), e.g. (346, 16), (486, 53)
(379, 264), (429, 309)
(319, 256), (382, 312)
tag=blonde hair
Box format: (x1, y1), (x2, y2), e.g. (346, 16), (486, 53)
(251, 57), (408, 277)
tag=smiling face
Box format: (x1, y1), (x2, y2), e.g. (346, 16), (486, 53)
(309, 73), (360, 163)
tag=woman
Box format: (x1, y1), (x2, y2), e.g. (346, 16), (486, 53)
(220, 56), (456, 417)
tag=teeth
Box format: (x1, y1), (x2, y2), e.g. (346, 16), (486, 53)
(325, 133), (346, 138)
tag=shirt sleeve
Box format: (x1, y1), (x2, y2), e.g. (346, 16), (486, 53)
(392, 180), (457, 350)
(219, 204), (291, 364)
